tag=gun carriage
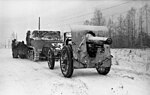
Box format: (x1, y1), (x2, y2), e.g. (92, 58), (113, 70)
(60, 25), (113, 78)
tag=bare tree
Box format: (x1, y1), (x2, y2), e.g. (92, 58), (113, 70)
(138, 7), (144, 47)
(83, 4), (150, 48)
(83, 20), (91, 25)
(84, 9), (106, 26)
(91, 9), (106, 26)
(125, 7), (136, 48)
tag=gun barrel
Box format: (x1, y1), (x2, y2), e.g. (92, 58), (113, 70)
(87, 37), (112, 45)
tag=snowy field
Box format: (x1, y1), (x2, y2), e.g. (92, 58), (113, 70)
(0, 48), (150, 95)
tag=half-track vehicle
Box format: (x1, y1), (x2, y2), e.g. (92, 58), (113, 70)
(60, 25), (113, 78)
(27, 30), (62, 63)
(11, 30), (62, 64)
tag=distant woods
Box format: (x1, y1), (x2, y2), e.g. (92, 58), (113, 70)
(84, 4), (150, 48)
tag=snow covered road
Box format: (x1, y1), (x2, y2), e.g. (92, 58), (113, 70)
(0, 49), (150, 95)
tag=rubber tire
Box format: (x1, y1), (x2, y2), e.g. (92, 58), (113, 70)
(48, 48), (55, 69)
(60, 46), (73, 78)
(96, 67), (111, 75)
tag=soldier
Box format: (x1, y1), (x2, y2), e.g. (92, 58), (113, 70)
(11, 39), (18, 58)
(26, 30), (31, 46)
(11, 39), (17, 50)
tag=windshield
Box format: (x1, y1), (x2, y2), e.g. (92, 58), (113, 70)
(31, 30), (61, 40)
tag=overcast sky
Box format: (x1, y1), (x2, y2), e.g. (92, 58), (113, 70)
(0, 0), (148, 43)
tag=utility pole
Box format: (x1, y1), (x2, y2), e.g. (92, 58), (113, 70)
(38, 17), (40, 30)
(5, 40), (6, 48)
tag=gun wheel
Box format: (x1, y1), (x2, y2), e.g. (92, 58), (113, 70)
(96, 67), (110, 75)
(48, 48), (55, 69)
(60, 46), (73, 78)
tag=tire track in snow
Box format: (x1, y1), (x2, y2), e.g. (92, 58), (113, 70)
(49, 78), (88, 95)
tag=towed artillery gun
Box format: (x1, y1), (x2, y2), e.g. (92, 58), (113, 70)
(59, 25), (113, 78)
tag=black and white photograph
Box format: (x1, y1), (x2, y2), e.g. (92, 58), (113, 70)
(0, 0), (150, 95)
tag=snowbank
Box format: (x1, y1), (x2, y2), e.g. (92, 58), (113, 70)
(111, 49), (150, 75)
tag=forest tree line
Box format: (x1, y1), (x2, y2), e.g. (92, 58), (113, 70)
(84, 4), (150, 48)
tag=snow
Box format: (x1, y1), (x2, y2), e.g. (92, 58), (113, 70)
(111, 49), (150, 75)
(0, 48), (150, 95)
